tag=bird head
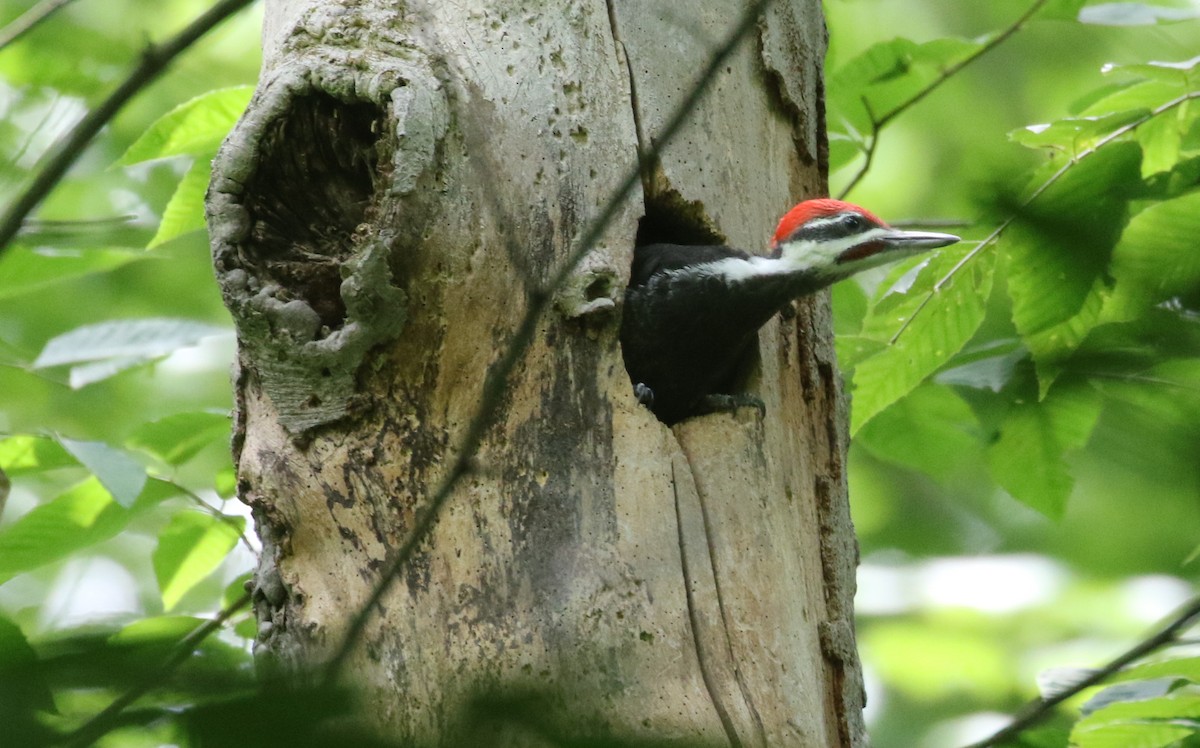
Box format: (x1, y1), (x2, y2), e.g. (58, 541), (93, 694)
(770, 198), (959, 281)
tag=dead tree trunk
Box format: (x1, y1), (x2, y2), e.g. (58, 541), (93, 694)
(207, 1), (864, 745)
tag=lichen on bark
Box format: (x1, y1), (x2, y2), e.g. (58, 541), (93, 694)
(208, 21), (448, 433)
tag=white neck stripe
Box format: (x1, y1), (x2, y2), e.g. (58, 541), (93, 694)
(663, 227), (892, 285)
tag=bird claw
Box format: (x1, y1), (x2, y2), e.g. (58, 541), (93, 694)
(633, 382), (655, 407)
(698, 393), (765, 418)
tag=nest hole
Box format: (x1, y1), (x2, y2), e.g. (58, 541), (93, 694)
(584, 275), (612, 302)
(634, 190), (724, 248)
(242, 92), (390, 330)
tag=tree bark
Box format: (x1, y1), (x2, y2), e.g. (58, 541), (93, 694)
(207, 1), (864, 745)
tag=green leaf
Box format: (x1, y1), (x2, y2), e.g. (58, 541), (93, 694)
(126, 411), (231, 466)
(111, 614), (205, 646)
(1136, 109), (1185, 176)
(1003, 142), (1142, 393)
(118, 86), (253, 165)
(59, 437), (147, 508)
(849, 249), (995, 434)
(31, 318), (229, 388)
(832, 277), (870, 335)
(1080, 3), (1200, 26)
(1082, 80), (1186, 115)
(224, 572), (253, 609)
(1009, 110), (1147, 151)
(1072, 693), (1200, 748)
(835, 335), (888, 370)
(1110, 657), (1200, 685)
(829, 36), (984, 133)
(0, 478), (126, 584)
(934, 338), (1025, 392)
(16, 215), (150, 249)
(1039, 0), (1088, 20)
(1077, 78), (1195, 177)
(986, 378), (1101, 518)
(1073, 721), (1195, 748)
(153, 510), (244, 611)
(828, 130), (866, 173)
(1081, 678), (1183, 715)
(105, 613), (254, 679)
(0, 246), (144, 300)
(233, 615), (258, 641)
(0, 614), (55, 715)
(856, 384), (982, 481)
(1104, 55), (1200, 79)
(108, 615), (208, 669)
(214, 465), (237, 498)
(1103, 190), (1200, 322)
(0, 435), (75, 476)
(0, 474), (179, 584)
(148, 159), (212, 249)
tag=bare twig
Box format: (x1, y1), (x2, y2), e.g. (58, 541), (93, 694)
(964, 594), (1200, 748)
(0, 0), (78, 51)
(836, 98), (879, 200)
(170, 480), (259, 556)
(321, 0), (775, 683)
(837, 0), (1048, 199)
(889, 90), (1200, 344)
(56, 591), (253, 748)
(0, 0), (257, 257)
(890, 218), (972, 230)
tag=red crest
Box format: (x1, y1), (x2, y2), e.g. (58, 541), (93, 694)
(771, 198), (886, 247)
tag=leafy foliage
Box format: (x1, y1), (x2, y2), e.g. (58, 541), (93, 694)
(2, 0), (1200, 747)
(118, 86), (253, 248)
(831, 2), (1200, 522)
(0, 1), (257, 744)
(827, 0), (1200, 744)
(32, 317), (230, 388)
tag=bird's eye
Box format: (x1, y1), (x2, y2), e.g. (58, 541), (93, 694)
(841, 213), (866, 231)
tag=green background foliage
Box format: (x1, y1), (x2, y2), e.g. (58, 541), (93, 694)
(0, 0), (1198, 745)
(827, 1), (1200, 744)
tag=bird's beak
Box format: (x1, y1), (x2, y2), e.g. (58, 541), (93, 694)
(883, 229), (961, 250)
(836, 229), (960, 264)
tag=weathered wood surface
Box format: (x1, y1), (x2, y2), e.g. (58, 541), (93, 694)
(207, 1), (863, 745)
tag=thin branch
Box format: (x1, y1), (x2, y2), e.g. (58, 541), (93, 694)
(837, 0), (1048, 199)
(880, 0), (1048, 131)
(172, 480), (259, 556)
(0, 0), (78, 51)
(321, 0), (775, 683)
(56, 591), (253, 748)
(0, 0), (257, 258)
(889, 90), (1200, 344)
(836, 98), (879, 200)
(1088, 371), (1200, 394)
(890, 218), (972, 230)
(964, 593), (1200, 748)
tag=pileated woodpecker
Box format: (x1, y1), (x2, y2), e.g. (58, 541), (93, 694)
(620, 198), (960, 425)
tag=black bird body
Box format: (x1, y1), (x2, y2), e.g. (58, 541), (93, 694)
(621, 243), (825, 424)
(619, 199), (960, 425)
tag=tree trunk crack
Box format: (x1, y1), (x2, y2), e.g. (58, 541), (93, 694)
(603, 1), (653, 199)
(693, 466), (769, 746)
(672, 460), (744, 748)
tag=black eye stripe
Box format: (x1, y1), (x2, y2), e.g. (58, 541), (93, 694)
(784, 212), (873, 243)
